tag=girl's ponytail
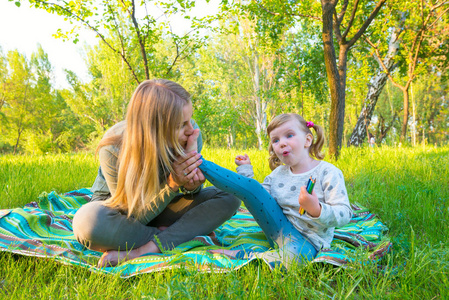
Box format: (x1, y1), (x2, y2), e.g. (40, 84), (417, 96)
(307, 122), (325, 160)
(268, 144), (282, 171)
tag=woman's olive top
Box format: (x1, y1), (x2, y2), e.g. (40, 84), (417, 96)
(90, 119), (203, 224)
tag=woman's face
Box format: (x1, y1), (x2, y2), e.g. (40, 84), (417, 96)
(177, 102), (194, 149)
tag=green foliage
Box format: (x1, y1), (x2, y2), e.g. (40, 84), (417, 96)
(0, 46), (96, 154)
(2, 0), (448, 152)
(22, 0), (211, 83)
(1, 49), (35, 153)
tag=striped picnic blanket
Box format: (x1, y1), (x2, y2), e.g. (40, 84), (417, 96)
(0, 189), (391, 278)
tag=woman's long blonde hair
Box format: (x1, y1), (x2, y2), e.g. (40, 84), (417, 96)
(267, 113), (325, 170)
(99, 79), (190, 219)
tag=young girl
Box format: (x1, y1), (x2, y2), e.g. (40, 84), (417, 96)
(198, 113), (352, 268)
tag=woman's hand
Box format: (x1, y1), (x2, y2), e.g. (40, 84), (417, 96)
(235, 154), (251, 166)
(183, 168), (206, 191)
(298, 187), (321, 218)
(168, 151), (203, 192)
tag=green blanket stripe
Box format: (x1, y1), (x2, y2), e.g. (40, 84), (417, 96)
(0, 189), (392, 278)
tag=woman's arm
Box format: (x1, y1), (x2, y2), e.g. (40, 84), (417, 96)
(97, 145), (119, 195)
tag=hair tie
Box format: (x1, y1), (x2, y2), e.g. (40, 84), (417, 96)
(306, 121), (314, 128)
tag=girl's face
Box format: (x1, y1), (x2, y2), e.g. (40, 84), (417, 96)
(177, 102), (195, 149)
(269, 119), (313, 171)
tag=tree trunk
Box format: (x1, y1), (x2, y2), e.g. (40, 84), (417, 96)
(411, 83), (416, 146)
(376, 113), (397, 143)
(337, 45), (348, 151)
(13, 127), (23, 154)
(401, 88), (409, 141)
(227, 125), (235, 149)
(348, 26), (401, 146)
(253, 52), (267, 150)
(321, 0), (342, 159)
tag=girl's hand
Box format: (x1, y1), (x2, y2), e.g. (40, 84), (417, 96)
(298, 187), (321, 218)
(235, 154), (251, 166)
(168, 151), (203, 191)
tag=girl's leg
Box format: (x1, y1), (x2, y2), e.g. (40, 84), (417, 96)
(199, 158), (317, 262)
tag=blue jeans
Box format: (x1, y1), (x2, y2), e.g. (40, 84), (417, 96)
(198, 158), (317, 264)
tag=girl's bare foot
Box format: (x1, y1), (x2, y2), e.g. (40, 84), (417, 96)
(185, 129), (200, 153)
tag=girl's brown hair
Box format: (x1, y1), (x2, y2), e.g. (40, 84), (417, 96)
(98, 79), (190, 219)
(267, 113), (325, 170)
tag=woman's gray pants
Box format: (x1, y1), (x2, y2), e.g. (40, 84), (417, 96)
(72, 187), (240, 252)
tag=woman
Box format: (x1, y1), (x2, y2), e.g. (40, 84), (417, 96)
(73, 79), (241, 267)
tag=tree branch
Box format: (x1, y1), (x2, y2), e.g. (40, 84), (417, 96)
(35, 0), (141, 83)
(165, 24), (181, 76)
(363, 35), (403, 90)
(107, 3), (126, 57)
(122, 0), (149, 80)
(341, 0), (360, 40)
(347, 0), (386, 48)
(333, 9), (342, 42)
(337, 0), (349, 24)
(257, 3), (322, 21)
(406, 3), (439, 85)
(428, 6), (449, 28)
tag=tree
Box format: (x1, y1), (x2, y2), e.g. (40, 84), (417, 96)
(320, 0), (387, 157)
(238, 0), (387, 158)
(369, 0), (449, 141)
(22, 45), (58, 153)
(176, 42), (250, 148)
(409, 72), (448, 145)
(0, 47), (6, 113)
(348, 11), (405, 146)
(1, 50), (35, 153)
(14, 0), (210, 84)
(236, 16), (284, 149)
(192, 6), (292, 149)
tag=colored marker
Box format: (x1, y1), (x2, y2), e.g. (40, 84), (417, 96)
(299, 176), (316, 215)
(236, 157), (243, 161)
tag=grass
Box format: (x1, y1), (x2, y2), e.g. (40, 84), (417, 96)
(0, 145), (448, 299)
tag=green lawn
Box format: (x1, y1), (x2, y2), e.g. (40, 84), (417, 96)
(1, 146), (448, 299)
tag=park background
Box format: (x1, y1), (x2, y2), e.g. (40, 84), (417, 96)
(0, 0), (448, 298)
(1, 0), (448, 156)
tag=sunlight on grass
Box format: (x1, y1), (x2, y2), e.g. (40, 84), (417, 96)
(0, 145), (448, 298)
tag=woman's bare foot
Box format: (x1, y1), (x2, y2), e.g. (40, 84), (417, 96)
(185, 129), (200, 153)
(97, 240), (161, 268)
(98, 250), (139, 268)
